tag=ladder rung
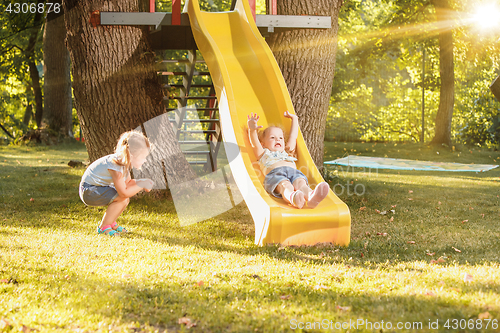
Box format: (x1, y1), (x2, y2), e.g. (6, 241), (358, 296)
(171, 119), (219, 123)
(188, 161), (209, 165)
(170, 96), (217, 100)
(159, 59), (206, 64)
(157, 71), (210, 76)
(166, 108), (218, 111)
(179, 141), (210, 145)
(167, 71), (211, 76)
(169, 84), (213, 88)
(180, 130), (217, 134)
(183, 151), (210, 155)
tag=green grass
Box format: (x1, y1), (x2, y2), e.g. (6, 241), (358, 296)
(0, 141), (499, 332)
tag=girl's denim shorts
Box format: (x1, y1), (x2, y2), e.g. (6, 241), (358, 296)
(263, 166), (308, 198)
(79, 182), (119, 206)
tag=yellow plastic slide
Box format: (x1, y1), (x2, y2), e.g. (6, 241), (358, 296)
(187, 0), (351, 246)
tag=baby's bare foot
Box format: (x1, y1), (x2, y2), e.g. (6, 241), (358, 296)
(289, 190), (305, 209)
(307, 182), (329, 208)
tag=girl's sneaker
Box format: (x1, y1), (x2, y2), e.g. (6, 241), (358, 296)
(111, 221), (127, 233)
(97, 225), (120, 236)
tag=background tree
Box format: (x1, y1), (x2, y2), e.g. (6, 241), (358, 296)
(24, 0), (45, 127)
(428, 0), (454, 146)
(43, 0), (73, 137)
(265, 0), (344, 168)
(1, 0), (45, 135)
(62, 0), (195, 186)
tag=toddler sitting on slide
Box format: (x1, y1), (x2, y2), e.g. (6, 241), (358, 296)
(247, 111), (329, 208)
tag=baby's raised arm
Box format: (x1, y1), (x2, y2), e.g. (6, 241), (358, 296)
(284, 111), (299, 152)
(247, 113), (264, 158)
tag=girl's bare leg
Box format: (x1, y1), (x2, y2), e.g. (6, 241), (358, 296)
(102, 180), (143, 233)
(276, 180), (305, 209)
(99, 196), (130, 234)
(111, 179), (141, 230)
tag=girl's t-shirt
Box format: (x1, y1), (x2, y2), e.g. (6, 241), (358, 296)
(258, 148), (297, 169)
(80, 154), (129, 187)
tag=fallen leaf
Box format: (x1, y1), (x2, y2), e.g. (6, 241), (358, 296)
(280, 295), (292, 300)
(380, 210), (387, 215)
(30, 198), (34, 202)
(461, 220), (468, 223)
(251, 274), (262, 281)
(21, 325), (34, 333)
(178, 317), (196, 328)
(408, 198), (413, 201)
(407, 241), (416, 244)
(438, 201), (441, 205)
(375, 209), (381, 214)
(389, 217), (394, 222)
(437, 257), (446, 263)
(391, 205), (397, 208)
(426, 252), (435, 256)
(122, 274), (132, 279)
(0, 279), (9, 283)
(425, 291), (436, 296)
(336, 305), (351, 311)
(478, 312), (491, 319)
(463, 273), (473, 282)
(359, 207), (366, 211)
(430, 260), (438, 264)
(452, 247), (461, 253)
(409, 190), (413, 193)
(481, 213), (485, 218)
(196, 281), (204, 287)
(365, 232), (370, 236)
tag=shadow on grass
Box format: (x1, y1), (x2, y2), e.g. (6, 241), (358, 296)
(3, 153), (499, 268)
(8, 262), (496, 332)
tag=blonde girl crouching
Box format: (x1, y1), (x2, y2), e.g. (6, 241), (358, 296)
(79, 130), (154, 236)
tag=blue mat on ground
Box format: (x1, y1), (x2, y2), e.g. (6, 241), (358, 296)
(324, 155), (499, 172)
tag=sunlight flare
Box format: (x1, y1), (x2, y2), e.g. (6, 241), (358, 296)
(472, 2), (500, 31)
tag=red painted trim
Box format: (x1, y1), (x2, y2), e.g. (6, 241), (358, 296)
(149, 0), (155, 12)
(172, 0), (181, 25)
(248, 0), (256, 21)
(89, 10), (100, 27)
(271, 0), (277, 15)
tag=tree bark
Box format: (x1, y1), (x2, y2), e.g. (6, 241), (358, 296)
(43, 0), (73, 137)
(266, 0), (343, 168)
(62, 0), (196, 186)
(430, 0), (454, 146)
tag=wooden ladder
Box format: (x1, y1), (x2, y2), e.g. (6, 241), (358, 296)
(158, 50), (222, 172)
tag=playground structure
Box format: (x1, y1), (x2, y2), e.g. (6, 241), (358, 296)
(98, 0), (351, 246)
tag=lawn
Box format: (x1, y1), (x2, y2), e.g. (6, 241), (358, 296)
(0, 141), (499, 332)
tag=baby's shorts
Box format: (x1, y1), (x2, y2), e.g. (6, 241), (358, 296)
(79, 182), (119, 206)
(264, 166), (308, 198)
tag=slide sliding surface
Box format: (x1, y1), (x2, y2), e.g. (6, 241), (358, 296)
(187, 0), (350, 246)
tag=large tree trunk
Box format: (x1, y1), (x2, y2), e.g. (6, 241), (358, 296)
(43, 0), (73, 138)
(62, 0), (196, 186)
(266, 0), (343, 168)
(430, 0), (454, 146)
